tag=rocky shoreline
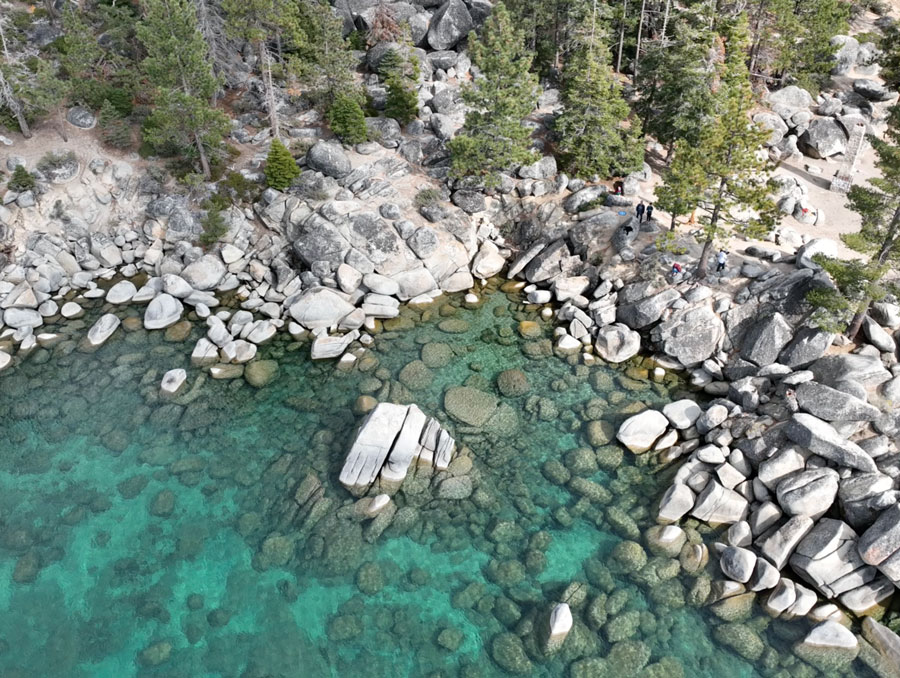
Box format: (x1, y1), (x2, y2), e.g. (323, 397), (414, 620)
(2, 20), (900, 672)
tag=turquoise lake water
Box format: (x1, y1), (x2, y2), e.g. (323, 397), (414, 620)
(0, 284), (852, 677)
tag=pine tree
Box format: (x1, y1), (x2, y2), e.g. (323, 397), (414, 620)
(8, 165), (36, 192)
(656, 16), (778, 278)
(28, 60), (71, 142)
(265, 138), (300, 190)
(328, 94), (368, 144)
(291, 0), (358, 107)
(0, 11), (32, 137)
(882, 23), (900, 90)
(99, 100), (133, 149)
(384, 75), (418, 126)
(634, 24), (717, 156)
(222, 0), (305, 138)
(138, 0), (228, 178)
(555, 28), (643, 179)
(448, 2), (539, 187)
(807, 105), (900, 339)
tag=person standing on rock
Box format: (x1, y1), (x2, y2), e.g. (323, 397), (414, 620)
(635, 201), (645, 222)
(646, 204), (654, 223)
(716, 249), (728, 273)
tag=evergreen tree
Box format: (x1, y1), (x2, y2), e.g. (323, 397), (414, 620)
(448, 2), (539, 187)
(555, 30), (643, 179)
(291, 0), (358, 107)
(327, 94), (368, 144)
(384, 75), (418, 126)
(8, 165), (36, 192)
(28, 60), (71, 142)
(222, 0), (305, 138)
(265, 138), (300, 189)
(747, 0), (849, 93)
(882, 23), (900, 90)
(99, 100), (133, 149)
(634, 24), (717, 156)
(0, 12), (32, 137)
(807, 105), (900, 339)
(138, 0), (228, 178)
(656, 16), (778, 278)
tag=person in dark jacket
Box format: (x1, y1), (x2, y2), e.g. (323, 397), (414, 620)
(646, 204), (654, 223)
(635, 202), (645, 222)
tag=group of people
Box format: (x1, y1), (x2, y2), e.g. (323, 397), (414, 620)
(635, 201), (654, 223)
(670, 249), (729, 277)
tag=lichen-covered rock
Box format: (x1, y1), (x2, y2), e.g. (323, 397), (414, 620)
(491, 632), (533, 674)
(497, 369), (530, 397)
(714, 623), (765, 661)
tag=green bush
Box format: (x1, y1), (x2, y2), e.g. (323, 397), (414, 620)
(37, 151), (76, 174)
(414, 188), (442, 208)
(264, 139), (300, 190)
(8, 166), (36, 193)
(198, 207), (229, 248)
(327, 94), (368, 145)
(384, 75), (418, 126)
(347, 30), (367, 50)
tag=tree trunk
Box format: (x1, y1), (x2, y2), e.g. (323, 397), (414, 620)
(661, 0), (671, 42)
(876, 205), (900, 265)
(634, 0), (647, 79)
(669, 213), (677, 231)
(616, 0), (628, 73)
(15, 108), (31, 139)
(259, 41), (280, 140)
(195, 131), (211, 179)
(58, 107), (68, 143)
(847, 305), (868, 342)
(697, 236), (714, 279)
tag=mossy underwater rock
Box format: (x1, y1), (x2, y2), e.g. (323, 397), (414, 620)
(398, 359), (433, 390)
(444, 386), (498, 427)
(497, 368), (530, 397)
(611, 540), (647, 573)
(585, 420), (615, 446)
(421, 342), (454, 368)
(714, 622), (765, 661)
(491, 632), (533, 674)
(356, 561), (385, 595)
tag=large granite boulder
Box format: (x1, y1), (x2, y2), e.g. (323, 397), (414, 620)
(778, 326), (833, 368)
(593, 323), (640, 363)
(616, 410), (669, 453)
(289, 288), (355, 329)
(791, 518), (876, 598)
(775, 468), (839, 520)
(794, 621), (859, 672)
(306, 141), (352, 178)
(767, 86), (816, 110)
(839, 474), (897, 531)
(657, 304), (725, 367)
(181, 254), (226, 290)
(753, 112), (789, 147)
(444, 386), (498, 427)
(858, 505), (900, 585)
(740, 312), (793, 366)
(339, 403), (456, 495)
(616, 288), (680, 330)
(347, 213), (416, 276)
(799, 118), (848, 159)
(427, 0), (473, 51)
(83, 313), (121, 350)
(810, 353), (892, 388)
(144, 294), (184, 330)
(795, 381), (881, 422)
(785, 413), (877, 473)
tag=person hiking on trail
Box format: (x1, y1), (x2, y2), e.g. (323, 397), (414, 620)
(671, 261), (683, 276)
(716, 249), (728, 272)
(635, 202), (645, 222)
(646, 204), (654, 222)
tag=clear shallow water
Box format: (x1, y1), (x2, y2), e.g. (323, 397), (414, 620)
(0, 285), (830, 677)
